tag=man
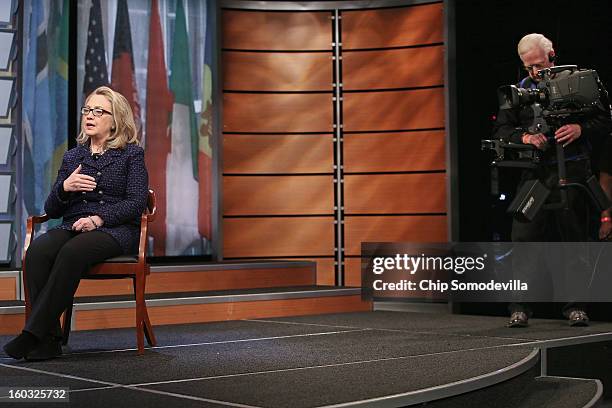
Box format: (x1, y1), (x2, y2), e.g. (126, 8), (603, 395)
(493, 33), (612, 328)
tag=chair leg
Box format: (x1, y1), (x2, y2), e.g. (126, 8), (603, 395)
(134, 276), (146, 355)
(62, 306), (73, 346)
(143, 309), (157, 347)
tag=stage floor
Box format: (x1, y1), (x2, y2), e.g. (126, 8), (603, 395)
(1, 311), (612, 407)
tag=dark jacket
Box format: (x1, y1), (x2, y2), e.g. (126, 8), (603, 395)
(44, 143), (149, 254)
(492, 75), (612, 163)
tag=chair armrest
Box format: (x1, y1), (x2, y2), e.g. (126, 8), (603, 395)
(22, 214), (50, 273)
(136, 213), (149, 266)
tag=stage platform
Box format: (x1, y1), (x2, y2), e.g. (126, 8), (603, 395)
(1, 310), (611, 407)
(0, 261), (371, 334)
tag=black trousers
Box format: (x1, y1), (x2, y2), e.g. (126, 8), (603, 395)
(23, 229), (122, 339)
(510, 160), (593, 317)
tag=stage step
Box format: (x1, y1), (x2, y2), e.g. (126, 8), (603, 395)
(426, 365), (602, 408)
(546, 340), (612, 402)
(80, 260), (317, 297)
(0, 286), (371, 334)
(0, 261), (317, 300)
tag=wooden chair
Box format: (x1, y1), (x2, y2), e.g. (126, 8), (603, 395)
(22, 190), (158, 355)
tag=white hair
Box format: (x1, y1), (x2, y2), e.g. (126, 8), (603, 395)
(517, 33), (553, 56)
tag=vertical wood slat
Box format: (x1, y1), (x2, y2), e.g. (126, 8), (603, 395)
(224, 176), (334, 216)
(341, 3), (444, 49)
(281, 258), (336, 286)
(0, 277), (16, 300)
(342, 46), (444, 90)
(0, 314), (24, 335)
(223, 10), (332, 50)
(223, 93), (333, 133)
(343, 88), (445, 132)
(224, 217), (335, 258)
(344, 173), (447, 214)
(344, 258), (363, 287)
(223, 52), (333, 92)
(223, 134), (334, 174)
(344, 215), (448, 256)
(343, 131), (446, 173)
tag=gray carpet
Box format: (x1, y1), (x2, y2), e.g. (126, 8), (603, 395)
(262, 310), (612, 340)
(1, 311), (609, 407)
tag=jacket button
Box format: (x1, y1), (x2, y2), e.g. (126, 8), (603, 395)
(82, 200), (87, 203)
(98, 190), (103, 194)
(100, 200), (105, 204)
(96, 172), (101, 176)
(82, 191), (86, 195)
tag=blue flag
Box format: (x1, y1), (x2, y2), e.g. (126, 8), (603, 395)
(23, 0), (53, 217)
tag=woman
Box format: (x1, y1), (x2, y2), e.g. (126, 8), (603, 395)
(3, 86), (148, 360)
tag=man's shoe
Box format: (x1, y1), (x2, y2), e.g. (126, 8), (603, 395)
(568, 310), (589, 327)
(508, 311), (529, 328)
(25, 337), (62, 361)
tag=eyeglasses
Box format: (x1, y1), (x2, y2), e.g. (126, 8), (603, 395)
(81, 106), (113, 117)
(523, 64), (547, 73)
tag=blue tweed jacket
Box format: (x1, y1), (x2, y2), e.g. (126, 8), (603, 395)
(45, 143), (149, 254)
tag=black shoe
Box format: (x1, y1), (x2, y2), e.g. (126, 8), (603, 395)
(3, 331), (39, 360)
(568, 310), (589, 327)
(25, 337), (62, 361)
(508, 311), (529, 328)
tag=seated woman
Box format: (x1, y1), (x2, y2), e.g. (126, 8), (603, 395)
(3, 86), (148, 360)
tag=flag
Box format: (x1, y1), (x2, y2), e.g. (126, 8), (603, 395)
(43, 0), (69, 229)
(166, 0), (200, 255)
(22, 0), (41, 217)
(23, 0), (53, 217)
(111, 0), (141, 133)
(198, 0), (214, 244)
(145, 0), (173, 256)
(83, 0), (108, 99)
(49, 0), (68, 189)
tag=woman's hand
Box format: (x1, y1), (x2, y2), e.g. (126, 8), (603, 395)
(72, 215), (104, 232)
(63, 164), (97, 192)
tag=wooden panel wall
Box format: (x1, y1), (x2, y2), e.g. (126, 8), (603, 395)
(224, 176), (334, 215)
(341, 4), (444, 49)
(222, 11), (331, 50)
(222, 10), (336, 283)
(222, 3), (447, 287)
(224, 134), (333, 174)
(0, 277), (17, 300)
(342, 46), (444, 91)
(224, 217), (334, 258)
(341, 3), (447, 285)
(343, 131), (445, 173)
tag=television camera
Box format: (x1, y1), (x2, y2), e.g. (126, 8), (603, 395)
(481, 65), (610, 220)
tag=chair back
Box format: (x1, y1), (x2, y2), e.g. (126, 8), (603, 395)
(146, 189), (156, 222)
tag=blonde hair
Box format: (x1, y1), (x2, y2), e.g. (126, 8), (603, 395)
(77, 86), (139, 149)
(517, 33), (553, 57)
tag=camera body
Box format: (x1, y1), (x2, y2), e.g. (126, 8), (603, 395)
(497, 65), (601, 134)
(485, 65), (604, 164)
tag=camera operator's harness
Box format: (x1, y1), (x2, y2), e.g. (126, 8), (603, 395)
(483, 65), (611, 220)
